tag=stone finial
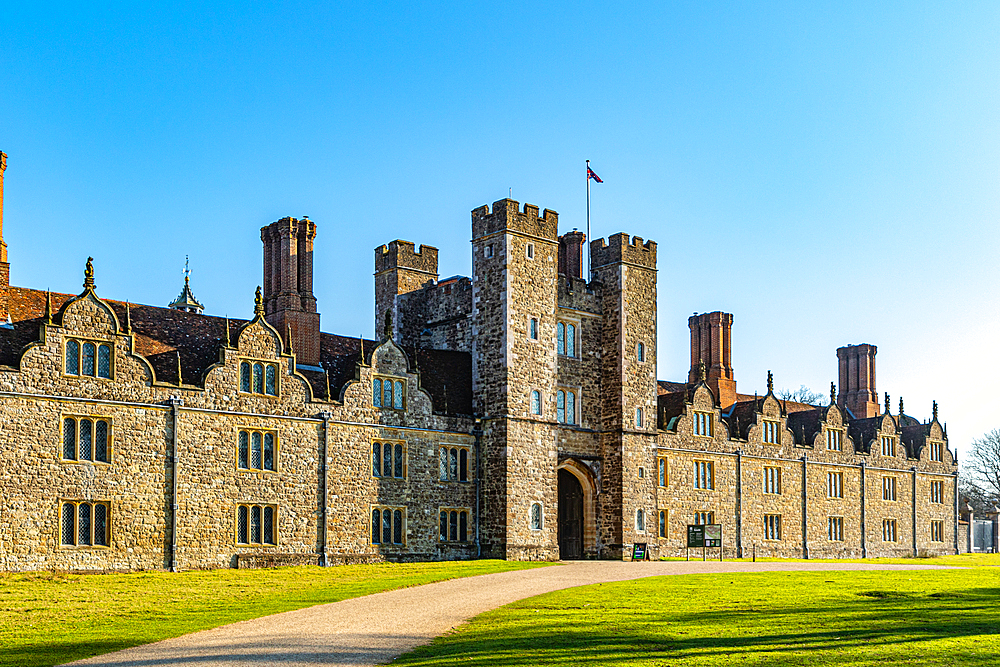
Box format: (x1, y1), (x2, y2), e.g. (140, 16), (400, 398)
(697, 359), (707, 382)
(224, 316), (231, 347)
(124, 301), (131, 334)
(766, 370), (773, 393)
(44, 290), (53, 324)
(286, 324), (294, 354)
(830, 381), (836, 406)
(254, 286), (264, 315)
(933, 400), (938, 422)
(884, 392), (890, 415)
(176, 350), (183, 385)
(899, 396), (904, 416)
(83, 257), (96, 291)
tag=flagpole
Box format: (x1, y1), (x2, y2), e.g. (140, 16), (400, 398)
(586, 159), (591, 283)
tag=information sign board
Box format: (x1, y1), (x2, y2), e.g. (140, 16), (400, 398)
(631, 543), (648, 561)
(705, 523), (722, 548)
(687, 525), (705, 548)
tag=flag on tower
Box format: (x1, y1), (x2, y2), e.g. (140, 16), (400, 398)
(587, 166), (603, 183)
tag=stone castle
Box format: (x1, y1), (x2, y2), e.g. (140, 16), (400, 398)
(0, 151), (959, 571)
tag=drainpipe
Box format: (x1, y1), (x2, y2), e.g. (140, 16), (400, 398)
(801, 454), (808, 559)
(911, 467), (918, 558)
(168, 397), (183, 572)
(735, 449), (743, 558)
(321, 412), (331, 566)
(953, 472), (959, 555)
(473, 417), (483, 558)
(860, 461), (867, 559)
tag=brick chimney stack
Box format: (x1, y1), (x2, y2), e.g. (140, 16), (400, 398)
(837, 344), (879, 418)
(558, 231), (585, 279)
(0, 151), (10, 324)
(261, 217), (321, 368)
(688, 311), (736, 408)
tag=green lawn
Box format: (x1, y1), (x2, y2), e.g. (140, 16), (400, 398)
(0, 560), (551, 667)
(394, 560), (1000, 666)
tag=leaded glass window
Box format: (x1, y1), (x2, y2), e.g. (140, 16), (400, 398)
(94, 503), (108, 546)
(251, 431), (262, 469)
(238, 430), (276, 472)
(66, 340), (80, 375)
(394, 381), (403, 409)
(459, 449), (468, 482)
(450, 510), (458, 541)
(393, 510), (403, 544)
(383, 381), (393, 408)
(459, 511), (468, 541)
(250, 505), (262, 544)
(81, 342), (96, 376)
(63, 418), (76, 460)
(557, 322), (565, 354)
(95, 420), (108, 462)
(62, 503), (75, 545)
(263, 506), (275, 545)
(373, 379), (382, 407)
(449, 448), (458, 481)
(241, 362), (252, 392)
(530, 503), (543, 530)
(557, 390), (565, 423)
(97, 344), (111, 378)
(61, 501), (110, 547)
(78, 502), (92, 545)
(238, 505), (249, 544)
(253, 363), (264, 394)
(382, 509), (391, 544)
(235, 503), (277, 545)
(566, 391), (576, 425)
(393, 443), (403, 478)
(531, 390), (541, 415)
(372, 509), (381, 543)
(566, 324), (576, 357)
(383, 445), (392, 477)
(239, 431), (249, 469)
(263, 433), (274, 471)
(439, 447), (448, 480)
(265, 364), (276, 395)
(78, 419), (93, 461)
(373, 442), (381, 477)
(440, 511), (447, 540)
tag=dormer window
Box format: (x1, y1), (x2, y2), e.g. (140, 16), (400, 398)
(762, 420), (780, 444)
(373, 376), (405, 409)
(240, 361), (278, 396)
(65, 339), (112, 379)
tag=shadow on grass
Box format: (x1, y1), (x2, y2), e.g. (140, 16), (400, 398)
(394, 587), (1000, 667)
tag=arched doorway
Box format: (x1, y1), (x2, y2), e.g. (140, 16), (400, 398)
(558, 469), (584, 559)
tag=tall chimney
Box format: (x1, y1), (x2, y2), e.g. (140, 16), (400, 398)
(558, 231), (585, 279)
(0, 151), (10, 324)
(260, 217), (321, 367)
(688, 311), (736, 408)
(837, 344), (879, 418)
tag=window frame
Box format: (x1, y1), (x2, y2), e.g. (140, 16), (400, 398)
(373, 440), (408, 480)
(693, 460), (715, 490)
(438, 445), (471, 483)
(657, 457), (668, 487)
(237, 428), (279, 473)
(827, 471), (844, 499)
(930, 480), (944, 504)
(371, 505), (407, 546)
(635, 508), (646, 533)
(828, 516), (844, 542)
(929, 441), (943, 462)
(658, 509), (668, 538)
(59, 500), (111, 548)
(372, 375), (407, 410)
(438, 507), (472, 543)
(530, 390), (542, 416)
(526, 242), (535, 259)
(239, 358), (280, 397)
(61, 415), (113, 464)
(530, 502), (543, 531)
(883, 518), (898, 542)
(930, 520), (944, 542)
(556, 388), (578, 425)
(637, 341), (646, 362)
(693, 411), (713, 437)
(763, 466), (782, 495)
(826, 428), (843, 451)
(235, 503), (279, 546)
(694, 511), (715, 525)
(556, 320), (578, 358)
(63, 337), (114, 380)
(881, 436), (895, 457)
(635, 407), (644, 429)
(762, 419), (780, 445)
(882, 476), (897, 501)
(764, 514), (782, 541)
(528, 317), (539, 341)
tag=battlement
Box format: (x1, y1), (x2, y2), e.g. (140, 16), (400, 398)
(375, 240), (440, 275)
(590, 232), (657, 269)
(260, 216), (317, 242)
(471, 198), (558, 241)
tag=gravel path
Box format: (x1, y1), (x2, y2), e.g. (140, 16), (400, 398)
(63, 560), (954, 667)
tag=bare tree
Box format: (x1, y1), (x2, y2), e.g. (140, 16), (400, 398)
(777, 385), (828, 406)
(964, 429), (1000, 504)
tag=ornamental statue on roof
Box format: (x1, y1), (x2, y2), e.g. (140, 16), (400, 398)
(168, 256), (205, 314)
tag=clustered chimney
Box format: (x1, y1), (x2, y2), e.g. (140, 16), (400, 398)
(837, 344), (879, 418)
(0, 151), (9, 324)
(688, 311), (736, 408)
(558, 230), (585, 279)
(260, 217), (321, 367)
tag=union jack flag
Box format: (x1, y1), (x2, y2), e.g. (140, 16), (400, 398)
(587, 166), (603, 183)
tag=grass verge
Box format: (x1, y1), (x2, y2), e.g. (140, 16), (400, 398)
(0, 559), (552, 667)
(394, 564), (1000, 666)
(664, 553), (1000, 567)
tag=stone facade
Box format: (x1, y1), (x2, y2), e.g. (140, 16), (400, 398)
(0, 154), (959, 570)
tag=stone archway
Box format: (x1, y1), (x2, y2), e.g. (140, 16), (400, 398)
(557, 460), (597, 559)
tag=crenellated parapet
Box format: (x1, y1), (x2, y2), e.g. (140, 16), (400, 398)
(374, 240), (439, 277)
(471, 199), (558, 241)
(590, 233), (657, 270)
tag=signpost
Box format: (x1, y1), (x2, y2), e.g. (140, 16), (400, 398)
(631, 542), (648, 561)
(687, 524), (723, 561)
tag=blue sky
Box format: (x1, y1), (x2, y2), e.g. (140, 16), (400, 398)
(2, 2), (998, 451)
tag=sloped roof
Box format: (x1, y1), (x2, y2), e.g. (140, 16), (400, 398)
(0, 286), (472, 415)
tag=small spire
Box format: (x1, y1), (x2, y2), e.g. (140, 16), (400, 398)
(899, 396), (904, 416)
(766, 370), (773, 393)
(884, 392), (890, 415)
(184, 255), (191, 284)
(168, 257), (204, 314)
(224, 316), (231, 347)
(325, 368), (331, 401)
(830, 381), (836, 406)
(124, 301), (132, 334)
(254, 286), (264, 315)
(83, 257), (96, 291)
(697, 359), (707, 382)
(933, 400), (939, 422)
(176, 350), (183, 386)
(286, 324), (294, 354)
(44, 290), (53, 324)
(359, 334), (365, 363)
